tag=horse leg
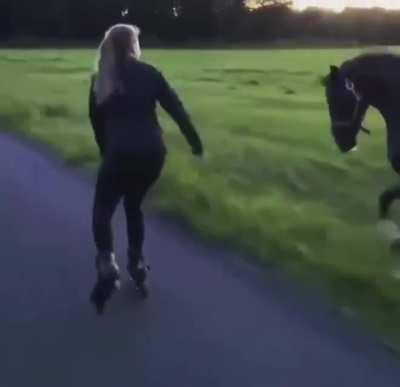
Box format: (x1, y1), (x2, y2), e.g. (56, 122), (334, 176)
(379, 185), (400, 218)
(377, 186), (400, 252)
(381, 119), (400, 218)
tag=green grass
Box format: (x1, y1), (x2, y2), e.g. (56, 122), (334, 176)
(1, 48), (400, 345)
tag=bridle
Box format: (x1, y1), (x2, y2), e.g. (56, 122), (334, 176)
(332, 78), (371, 135)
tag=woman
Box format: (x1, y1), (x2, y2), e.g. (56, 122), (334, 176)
(89, 24), (203, 314)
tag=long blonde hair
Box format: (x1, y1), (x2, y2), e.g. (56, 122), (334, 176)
(94, 24), (141, 105)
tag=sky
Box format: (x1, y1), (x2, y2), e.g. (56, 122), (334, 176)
(292, 0), (400, 12)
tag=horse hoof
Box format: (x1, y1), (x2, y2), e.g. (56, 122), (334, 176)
(377, 220), (400, 243)
(390, 239), (400, 253)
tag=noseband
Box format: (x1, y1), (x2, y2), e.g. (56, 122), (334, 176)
(332, 78), (370, 135)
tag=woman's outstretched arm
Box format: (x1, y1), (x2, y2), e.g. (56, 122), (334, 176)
(157, 72), (203, 156)
(89, 75), (106, 156)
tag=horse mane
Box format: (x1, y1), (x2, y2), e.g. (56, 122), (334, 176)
(340, 51), (400, 84)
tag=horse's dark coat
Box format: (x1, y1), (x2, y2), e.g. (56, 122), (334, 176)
(325, 53), (400, 218)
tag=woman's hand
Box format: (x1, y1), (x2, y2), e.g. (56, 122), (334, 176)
(192, 147), (203, 157)
(194, 150), (208, 165)
(192, 138), (204, 156)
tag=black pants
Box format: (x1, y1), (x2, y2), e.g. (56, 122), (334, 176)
(93, 153), (165, 257)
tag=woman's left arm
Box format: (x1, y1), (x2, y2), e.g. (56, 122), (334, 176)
(89, 75), (106, 156)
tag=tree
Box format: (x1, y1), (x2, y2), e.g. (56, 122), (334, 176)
(242, 0), (293, 40)
(252, 0), (291, 6)
(180, 0), (218, 38)
(2, 0), (400, 45)
(216, 0), (248, 40)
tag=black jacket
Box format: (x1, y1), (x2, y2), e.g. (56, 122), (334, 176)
(89, 59), (203, 159)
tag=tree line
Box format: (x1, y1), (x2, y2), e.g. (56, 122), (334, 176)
(1, 0), (400, 45)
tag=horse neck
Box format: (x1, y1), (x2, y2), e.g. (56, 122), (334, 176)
(377, 103), (400, 164)
(376, 103), (400, 131)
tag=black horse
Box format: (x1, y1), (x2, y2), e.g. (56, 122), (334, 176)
(324, 52), (400, 220)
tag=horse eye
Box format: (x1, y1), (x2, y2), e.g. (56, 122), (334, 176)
(345, 78), (354, 92)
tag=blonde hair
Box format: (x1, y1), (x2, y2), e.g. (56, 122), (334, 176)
(94, 24), (141, 105)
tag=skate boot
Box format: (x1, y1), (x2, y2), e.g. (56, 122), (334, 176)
(90, 252), (120, 314)
(127, 252), (150, 298)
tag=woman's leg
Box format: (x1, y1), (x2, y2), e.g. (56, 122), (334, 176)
(123, 175), (155, 262)
(93, 166), (122, 253)
(124, 198), (145, 259)
(123, 177), (156, 296)
(123, 156), (165, 262)
(91, 164), (123, 313)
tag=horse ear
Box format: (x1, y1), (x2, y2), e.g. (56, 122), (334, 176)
(330, 65), (339, 79)
(319, 75), (328, 87)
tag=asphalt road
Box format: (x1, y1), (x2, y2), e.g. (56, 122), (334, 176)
(1, 133), (399, 387)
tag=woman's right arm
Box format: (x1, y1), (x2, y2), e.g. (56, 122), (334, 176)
(156, 72), (203, 156)
(89, 75), (106, 157)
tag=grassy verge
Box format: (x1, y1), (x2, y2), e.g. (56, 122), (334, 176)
(1, 48), (400, 345)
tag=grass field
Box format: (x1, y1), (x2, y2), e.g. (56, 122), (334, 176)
(1, 48), (400, 344)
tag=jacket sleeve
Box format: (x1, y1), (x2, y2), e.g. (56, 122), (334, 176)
(156, 72), (203, 155)
(89, 75), (106, 156)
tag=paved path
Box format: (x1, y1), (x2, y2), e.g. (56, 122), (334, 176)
(1, 133), (399, 387)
